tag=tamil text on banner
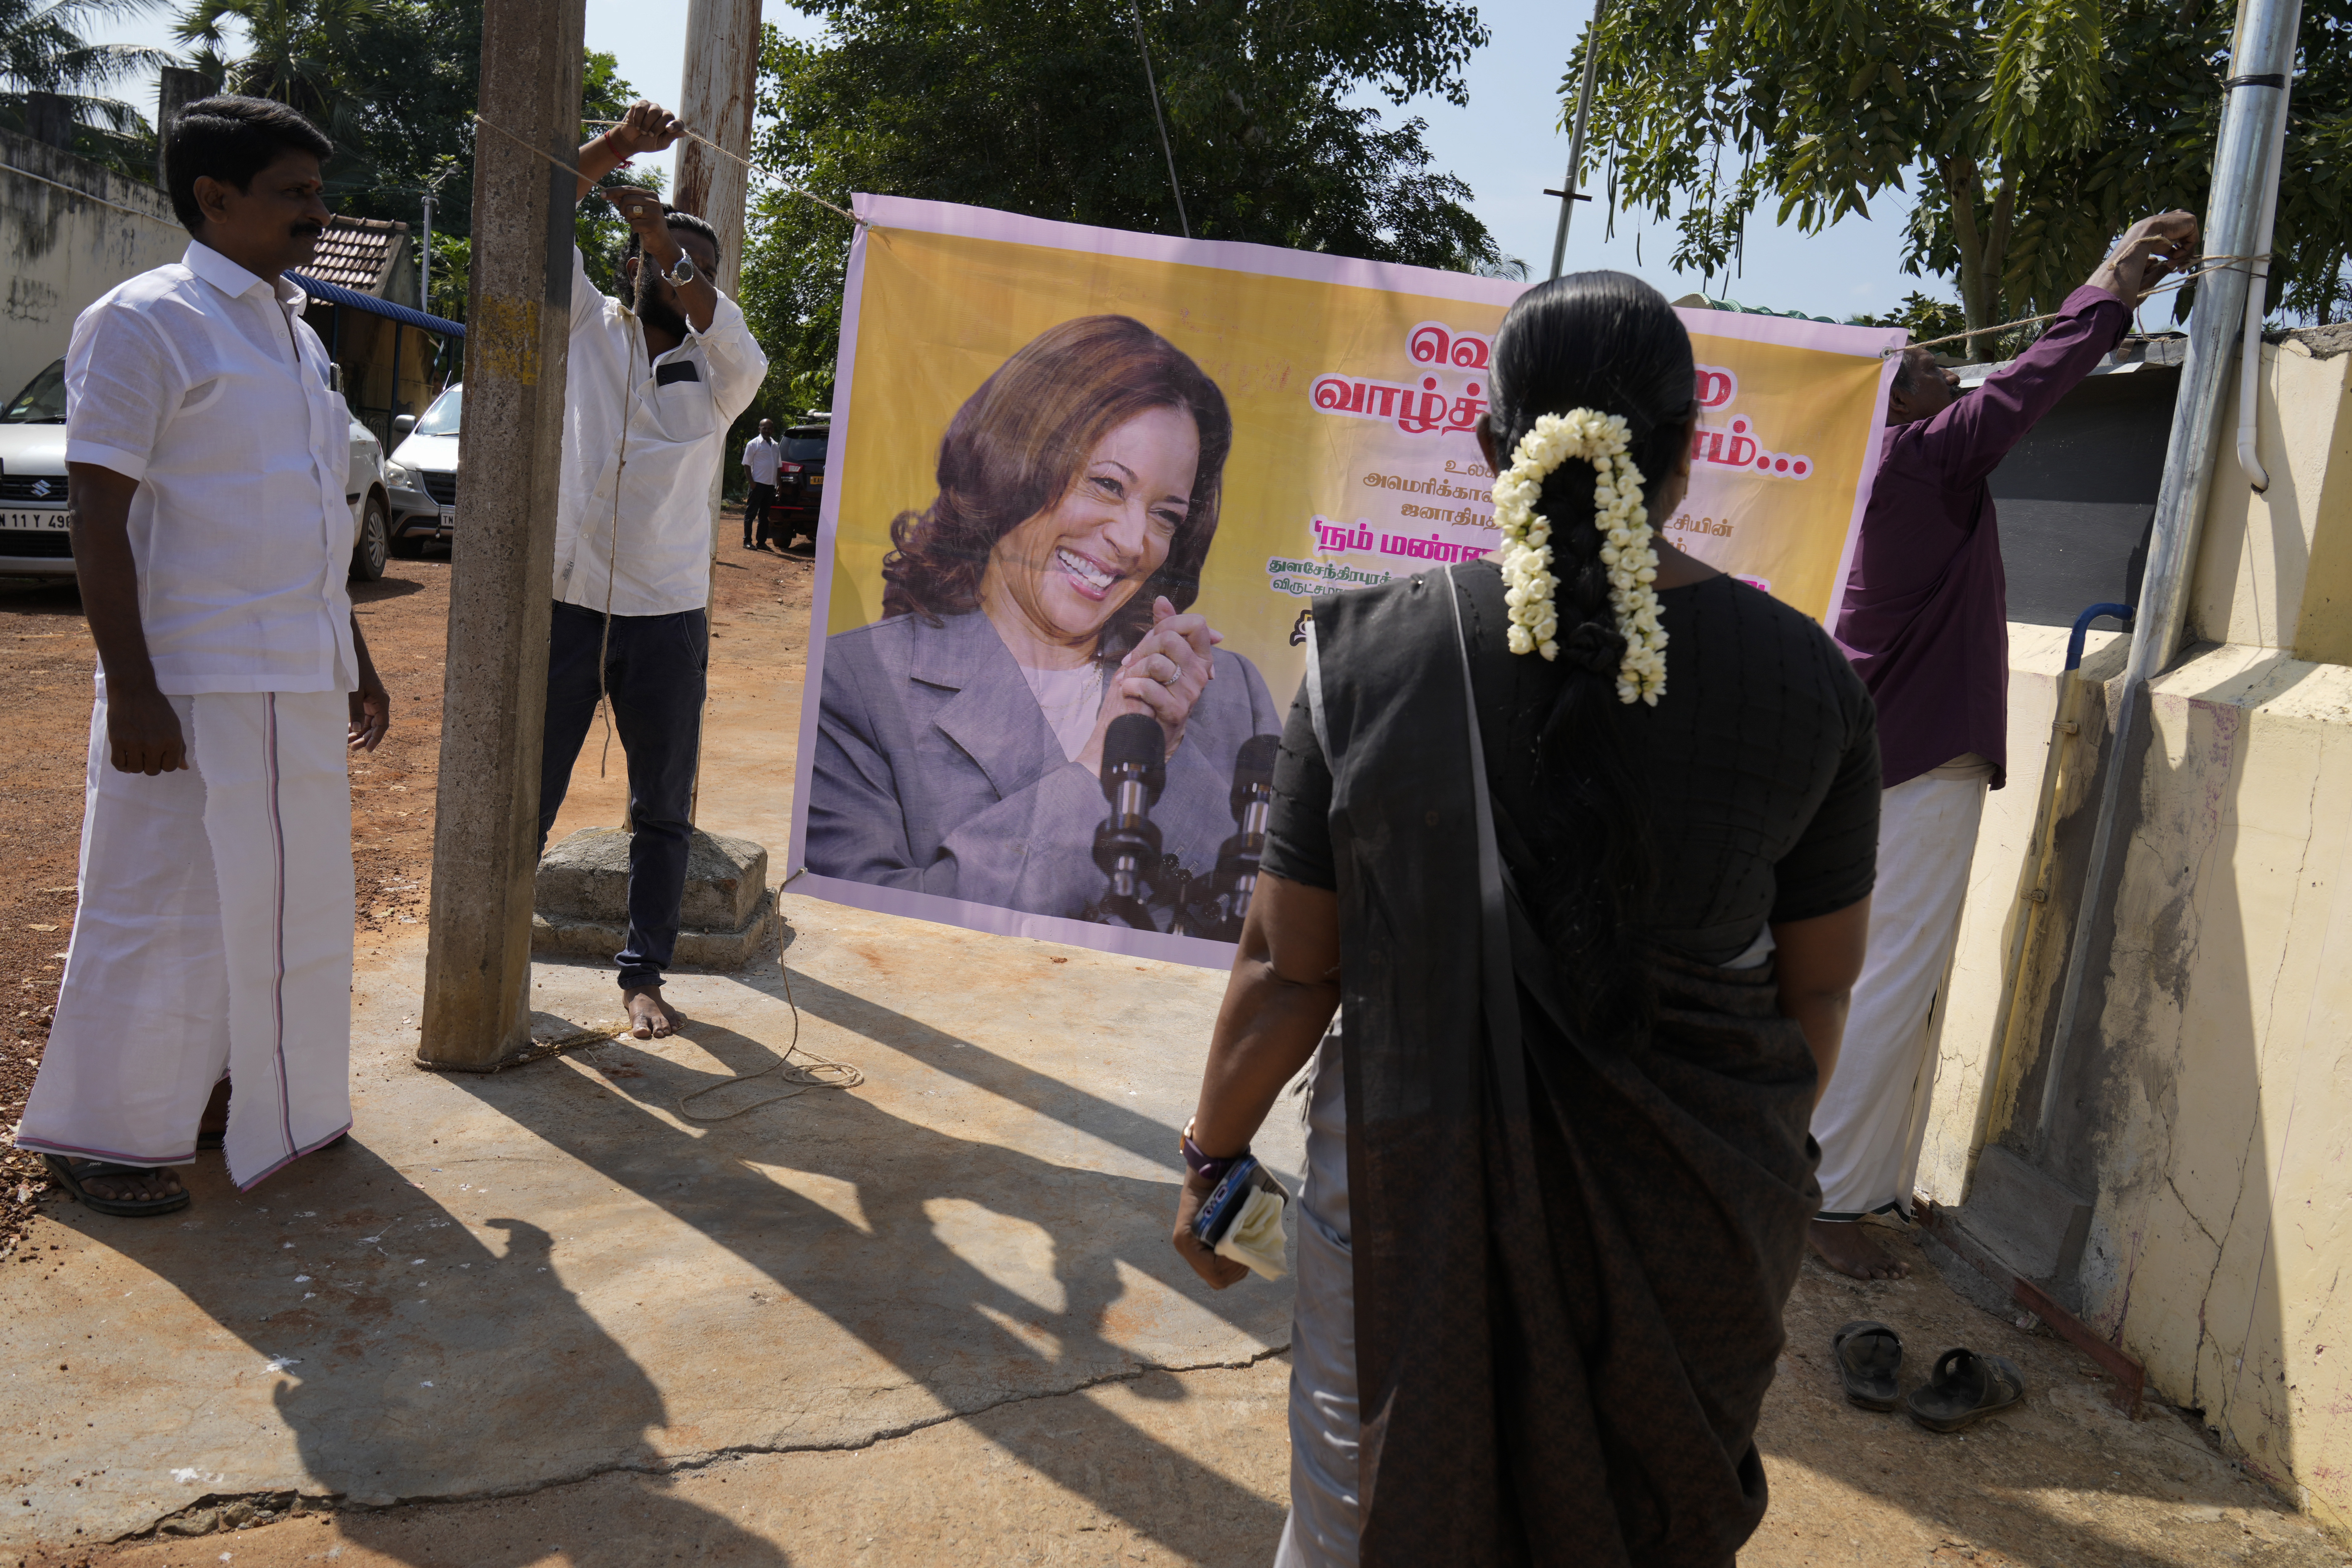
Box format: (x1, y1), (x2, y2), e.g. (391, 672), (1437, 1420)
(1666, 309), (1903, 620)
(789, 196), (1901, 968)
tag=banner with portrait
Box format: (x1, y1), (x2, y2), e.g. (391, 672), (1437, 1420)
(789, 195), (1903, 968)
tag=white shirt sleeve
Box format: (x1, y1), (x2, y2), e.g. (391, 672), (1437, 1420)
(692, 287), (770, 429)
(64, 297), (187, 483)
(569, 245), (604, 336)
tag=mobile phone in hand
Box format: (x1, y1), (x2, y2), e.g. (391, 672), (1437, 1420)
(1190, 1156), (1264, 1249)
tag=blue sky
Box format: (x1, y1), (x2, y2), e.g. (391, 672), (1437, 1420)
(94, 0), (1943, 320)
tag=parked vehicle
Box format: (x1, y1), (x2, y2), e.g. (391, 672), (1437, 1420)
(382, 384), (460, 556)
(0, 357), (396, 583)
(0, 359), (71, 578)
(767, 416), (832, 543)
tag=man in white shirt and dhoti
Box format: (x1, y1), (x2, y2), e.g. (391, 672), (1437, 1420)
(14, 97), (390, 1216)
(537, 101), (768, 1041)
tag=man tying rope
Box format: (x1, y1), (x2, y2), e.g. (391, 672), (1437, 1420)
(537, 99), (769, 1041)
(1809, 208), (2200, 1279)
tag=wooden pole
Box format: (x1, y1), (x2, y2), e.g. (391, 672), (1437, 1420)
(676, 0), (764, 824)
(417, 0), (585, 1070)
(673, 0), (763, 296)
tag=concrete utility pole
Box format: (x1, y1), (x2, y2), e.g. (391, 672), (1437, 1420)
(417, 0), (586, 1070)
(673, 0), (763, 297)
(2034, 0), (2302, 1141)
(155, 69), (213, 186)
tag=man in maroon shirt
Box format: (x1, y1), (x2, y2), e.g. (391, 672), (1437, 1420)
(1810, 209), (2199, 1280)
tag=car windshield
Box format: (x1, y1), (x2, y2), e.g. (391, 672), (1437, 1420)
(785, 437), (829, 462)
(1, 360), (67, 424)
(414, 386), (462, 436)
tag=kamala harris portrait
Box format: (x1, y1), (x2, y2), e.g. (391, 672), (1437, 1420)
(807, 314), (1281, 923)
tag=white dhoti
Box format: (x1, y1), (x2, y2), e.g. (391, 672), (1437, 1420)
(1810, 759), (1990, 1219)
(16, 679), (354, 1190)
(1275, 1023), (1359, 1568)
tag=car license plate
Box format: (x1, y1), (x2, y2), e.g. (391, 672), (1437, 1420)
(438, 505), (456, 533)
(808, 475), (823, 488)
(3, 509), (70, 532)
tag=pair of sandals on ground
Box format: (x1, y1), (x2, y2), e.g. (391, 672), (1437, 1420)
(1833, 1319), (2025, 1432)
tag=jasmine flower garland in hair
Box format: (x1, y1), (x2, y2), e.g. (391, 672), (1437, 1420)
(1491, 409), (1669, 705)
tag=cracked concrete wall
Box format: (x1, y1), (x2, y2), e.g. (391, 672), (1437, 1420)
(0, 130), (185, 391)
(2070, 651), (2352, 1537)
(1911, 333), (2352, 1541)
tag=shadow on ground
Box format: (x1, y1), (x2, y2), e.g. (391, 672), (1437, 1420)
(432, 967), (1291, 1564)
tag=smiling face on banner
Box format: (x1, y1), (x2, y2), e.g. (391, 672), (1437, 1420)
(981, 405), (1202, 660)
(791, 200), (1901, 966)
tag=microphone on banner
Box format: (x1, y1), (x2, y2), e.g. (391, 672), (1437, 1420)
(1181, 734), (1279, 941)
(1084, 714), (1168, 929)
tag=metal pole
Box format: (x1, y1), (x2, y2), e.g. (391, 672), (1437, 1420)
(2236, 52), (2293, 490)
(418, 0), (585, 1071)
(1548, 0), (1606, 282)
(2034, 0), (2300, 1141)
(1128, 0), (1189, 240)
(420, 189), (434, 315)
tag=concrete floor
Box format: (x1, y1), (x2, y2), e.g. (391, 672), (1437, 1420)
(12, 541), (2348, 1566)
(0, 901), (1303, 1559)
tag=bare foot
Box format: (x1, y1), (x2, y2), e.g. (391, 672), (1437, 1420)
(624, 985), (679, 1040)
(1809, 1218), (1913, 1280)
(73, 1164), (186, 1206)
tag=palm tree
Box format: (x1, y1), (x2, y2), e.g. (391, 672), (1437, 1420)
(171, 0), (394, 137)
(1, 0), (170, 167)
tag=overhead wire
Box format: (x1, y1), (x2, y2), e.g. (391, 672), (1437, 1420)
(1890, 253), (2270, 357)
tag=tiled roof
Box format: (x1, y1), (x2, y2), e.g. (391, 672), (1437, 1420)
(307, 215), (408, 295)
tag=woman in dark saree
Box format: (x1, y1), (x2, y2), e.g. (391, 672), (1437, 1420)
(1171, 272), (1880, 1566)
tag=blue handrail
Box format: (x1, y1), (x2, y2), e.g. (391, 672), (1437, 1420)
(2066, 602), (2136, 671)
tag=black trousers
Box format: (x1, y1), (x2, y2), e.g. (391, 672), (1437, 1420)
(538, 600), (707, 989)
(744, 482), (775, 545)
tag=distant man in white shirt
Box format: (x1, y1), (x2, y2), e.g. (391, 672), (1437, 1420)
(14, 97), (390, 1217)
(538, 101), (768, 1041)
(742, 417), (781, 549)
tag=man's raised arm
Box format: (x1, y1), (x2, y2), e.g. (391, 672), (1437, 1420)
(575, 99), (681, 202)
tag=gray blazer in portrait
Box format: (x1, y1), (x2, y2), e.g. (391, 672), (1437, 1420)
(809, 607), (1283, 919)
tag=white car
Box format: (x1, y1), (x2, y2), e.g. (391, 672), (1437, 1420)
(0, 357), (396, 582)
(381, 383), (460, 556)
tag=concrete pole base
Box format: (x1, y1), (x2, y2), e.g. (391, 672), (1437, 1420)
(531, 826), (781, 971)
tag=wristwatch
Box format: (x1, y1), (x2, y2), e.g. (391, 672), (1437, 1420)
(1181, 1118), (1247, 1186)
(666, 253), (698, 287)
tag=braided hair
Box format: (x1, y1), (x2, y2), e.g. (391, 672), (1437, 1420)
(1484, 271), (1696, 1050)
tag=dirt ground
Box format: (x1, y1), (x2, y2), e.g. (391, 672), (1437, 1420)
(4, 517), (2346, 1566)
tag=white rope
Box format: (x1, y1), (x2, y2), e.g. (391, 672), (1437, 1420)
(675, 950), (864, 1123)
(1891, 254), (2271, 357)
(476, 114), (864, 229)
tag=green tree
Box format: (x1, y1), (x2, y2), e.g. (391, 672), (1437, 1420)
(1, 0), (170, 177)
(1579, 0), (2352, 341)
(171, 0), (483, 240)
(742, 0), (1504, 414)
(173, 0), (397, 128)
